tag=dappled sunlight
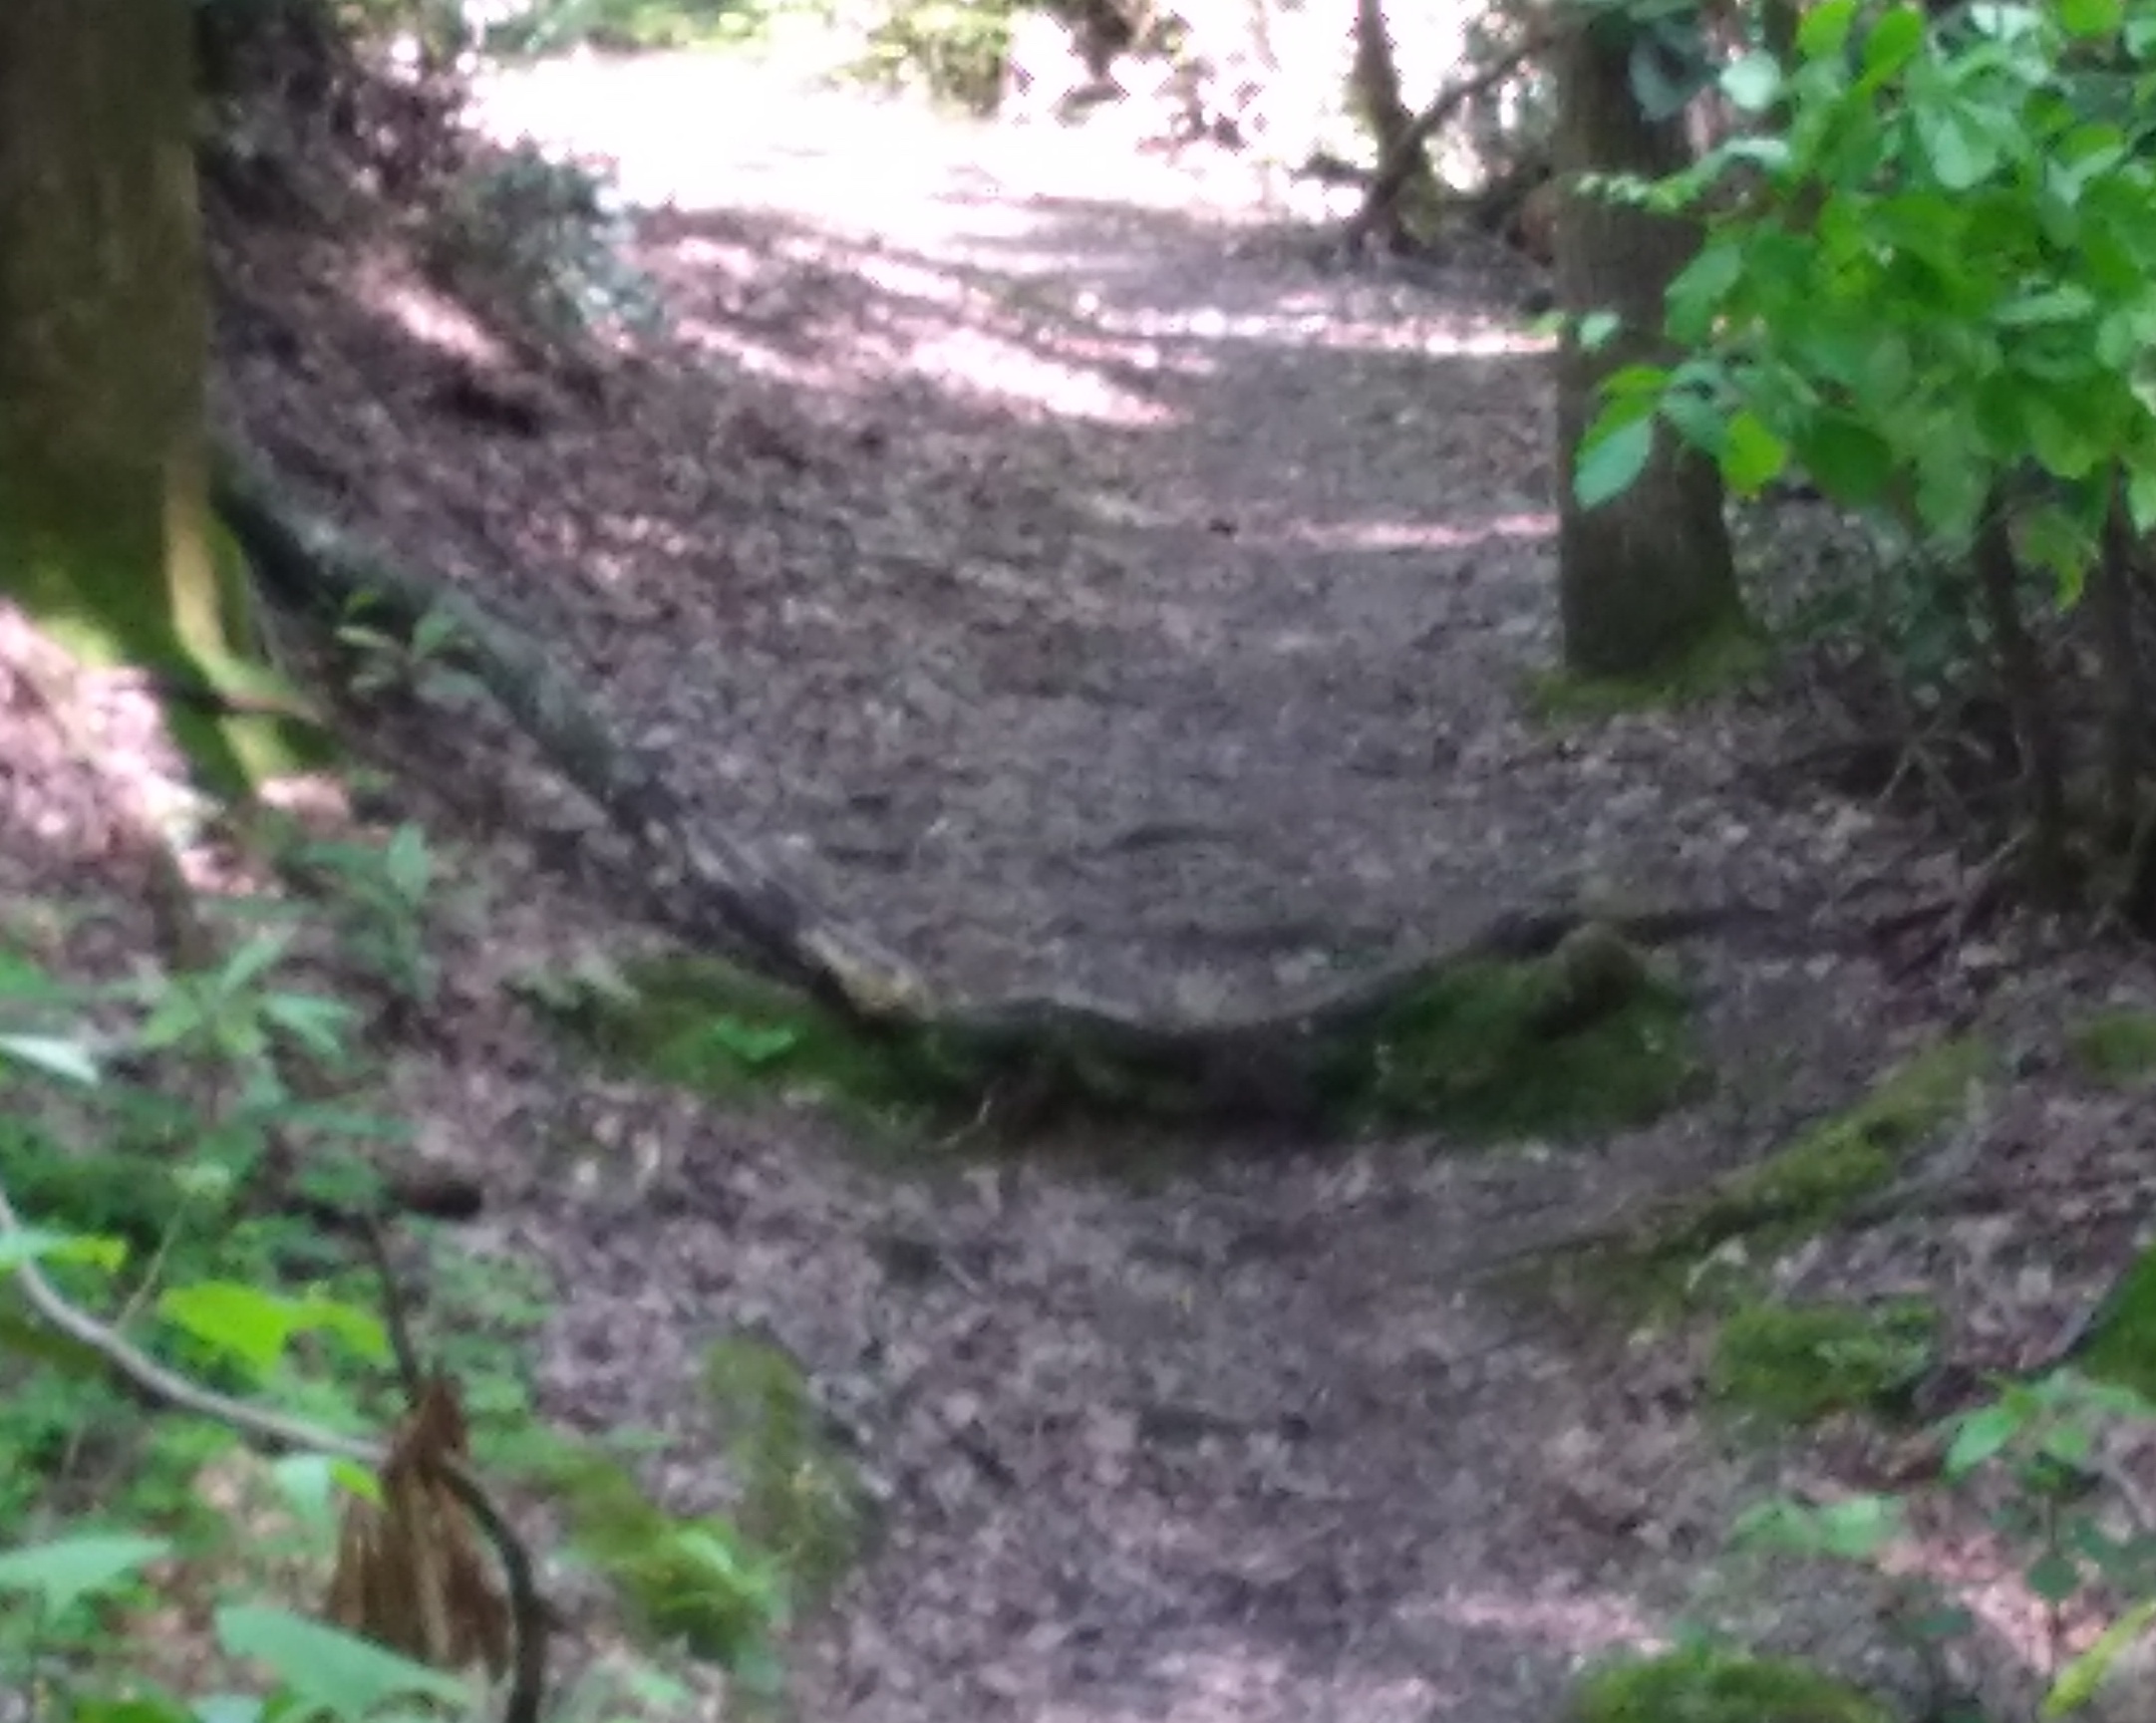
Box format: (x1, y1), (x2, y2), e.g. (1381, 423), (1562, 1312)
(1275, 511), (1554, 551)
(1405, 1584), (1661, 1652)
(899, 324), (1185, 424)
(352, 258), (513, 367)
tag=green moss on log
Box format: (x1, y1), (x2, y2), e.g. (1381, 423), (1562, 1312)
(522, 920), (1699, 1147)
(1568, 1647), (1890, 1723)
(1313, 923), (1699, 1140)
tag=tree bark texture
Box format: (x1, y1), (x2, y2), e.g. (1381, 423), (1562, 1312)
(0, 0), (288, 786)
(1552, 6), (1740, 679)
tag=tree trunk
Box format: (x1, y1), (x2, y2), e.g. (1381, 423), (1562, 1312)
(0, 0), (300, 788)
(1552, 6), (1740, 680)
(1349, 0), (1434, 249)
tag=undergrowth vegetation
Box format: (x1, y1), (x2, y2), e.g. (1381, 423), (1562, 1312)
(0, 819), (809, 1720)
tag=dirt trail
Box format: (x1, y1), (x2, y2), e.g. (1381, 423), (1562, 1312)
(210, 52), (1944, 1721)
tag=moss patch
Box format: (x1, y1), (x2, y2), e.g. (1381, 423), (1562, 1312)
(1315, 925), (1700, 1141)
(1542, 1036), (1991, 1317)
(702, 1333), (870, 1607)
(1707, 1297), (1938, 1428)
(1569, 1647), (1889, 1723)
(1524, 622), (1774, 724)
(517, 952), (977, 1136)
(2067, 1008), (2156, 1089)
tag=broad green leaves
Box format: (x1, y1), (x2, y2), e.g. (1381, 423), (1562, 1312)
(1575, 0), (2156, 598)
(215, 1606), (470, 1719)
(0, 1535), (169, 1621)
(160, 1281), (388, 1380)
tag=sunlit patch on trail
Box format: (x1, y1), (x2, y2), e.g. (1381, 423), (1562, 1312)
(1274, 513), (1556, 552)
(1402, 1585), (1662, 1652)
(900, 327), (1182, 424)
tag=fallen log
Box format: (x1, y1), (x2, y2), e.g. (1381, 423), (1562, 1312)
(211, 438), (1745, 1139)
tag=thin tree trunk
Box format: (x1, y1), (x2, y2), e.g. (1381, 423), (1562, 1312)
(2093, 468), (2148, 834)
(1552, 5), (1740, 679)
(1972, 492), (2069, 894)
(1349, 0), (1431, 249)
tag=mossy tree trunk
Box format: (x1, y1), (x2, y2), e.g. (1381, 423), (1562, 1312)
(0, 0), (296, 788)
(1551, 4), (1741, 681)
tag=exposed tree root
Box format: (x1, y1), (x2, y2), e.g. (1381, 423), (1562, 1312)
(211, 438), (1764, 1136)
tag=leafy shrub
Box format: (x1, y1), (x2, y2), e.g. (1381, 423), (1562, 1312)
(424, 144), (666, 343)
(846, 0), (1017, 111)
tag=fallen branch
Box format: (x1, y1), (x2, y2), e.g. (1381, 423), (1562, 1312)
(1341, 24), (1553, 258)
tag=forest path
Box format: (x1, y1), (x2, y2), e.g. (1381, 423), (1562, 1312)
(214, 50), (1925, 1722)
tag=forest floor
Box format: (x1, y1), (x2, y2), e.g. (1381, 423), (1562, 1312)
(11, 42), (2156, 1723)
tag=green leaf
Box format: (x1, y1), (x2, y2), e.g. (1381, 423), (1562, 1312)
(384, 824), (431, 900)
(162, 1283), (388, 1378)
(1720, 51), (1782, 113)
(1810, 1493), (1905, 1558)
(0, 1535), (168, 1619)
(1794, 418), (1898, 504)
(215, 1606), (469, 1719)
(2046, 1598), (2156, 1717)
(0, 1229), (125, 1275)
(2127, 461), (2156, 532)
(1577, 311), (1621, 352)
(160, 1282), (303, 1378)
(1721, 412), (1788, 493)
(0, 1032), (100, 1084)
(2057, 0), (2123, 37)
(2018, 504), (2094, 604)
(1574, 419), (1655, 508)
(219, 930), (294, 996)
(1661, 391), (1728, 457)
(1601, 363), (1672, 401)
(1798, 0), (1859, 61)
(2028, 402), (2107, 482)
(1666, 242), (1745, 343)
(1945, 1402), (2022, 1476)
(1860, 7), (1927, 85)
(2026, 1550), (2084, 1604)
(1995, 286), (2098, 329)
(1919, 103), (2004, 190)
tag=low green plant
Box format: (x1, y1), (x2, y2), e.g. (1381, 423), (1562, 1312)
(337, 596), (483, 709)
(509, 1434), (793, 1687)
(1736, 1369), (2156, 1721)
(280, 820), (443, 1006)
(1708, 1297), (1938, 1427)
(845, 0), (1015, 111)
